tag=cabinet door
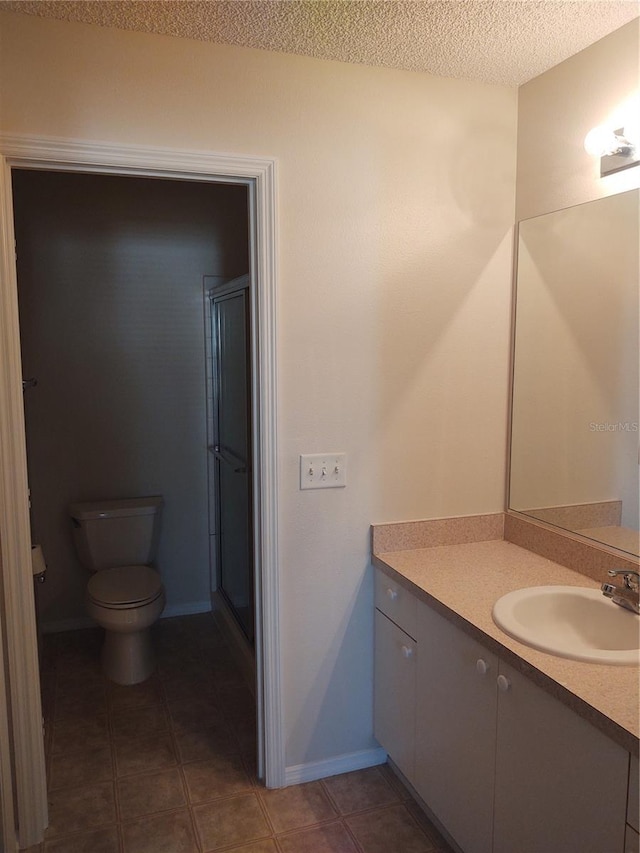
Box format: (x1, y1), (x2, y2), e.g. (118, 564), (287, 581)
(493, 661), (628, 853)
(414, 601), (498, 853)
(628, 754), (639, 833)
(374, 609), (416, 782)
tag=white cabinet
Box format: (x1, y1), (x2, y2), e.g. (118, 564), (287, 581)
(493, 659), (627, 853)
(414, 601), (498, 853)
(626, 755), (640, 853)
(374, 570), (632, 853)
(629, 754), (639, 832)
(374, 609), (416, 782)
(374, 571), (417, 782)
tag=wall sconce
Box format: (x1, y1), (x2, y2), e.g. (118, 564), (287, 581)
(584, 125), (639, 177)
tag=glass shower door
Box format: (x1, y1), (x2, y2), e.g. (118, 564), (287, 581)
(209, 278), (254, 643)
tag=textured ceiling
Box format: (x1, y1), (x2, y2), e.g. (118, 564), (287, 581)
(1, 0), (639, 87)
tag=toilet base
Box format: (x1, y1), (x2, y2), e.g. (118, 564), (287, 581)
(102, 628), (155, 685)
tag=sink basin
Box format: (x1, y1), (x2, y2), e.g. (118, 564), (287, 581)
(492, 586), (640, 666)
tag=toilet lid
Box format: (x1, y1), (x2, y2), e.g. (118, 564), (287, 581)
(87, 565), (163, 606)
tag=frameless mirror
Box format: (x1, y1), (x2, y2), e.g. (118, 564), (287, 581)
(509, 189), (639, 557)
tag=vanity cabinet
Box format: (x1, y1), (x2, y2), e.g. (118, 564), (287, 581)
(414, 602), (498, 853)
(492, 657), (627, 853)
(374, 570), (632, 853)
(374, 610), (416, 781)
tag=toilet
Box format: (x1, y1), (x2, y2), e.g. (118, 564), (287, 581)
(69, 496), (165, 685)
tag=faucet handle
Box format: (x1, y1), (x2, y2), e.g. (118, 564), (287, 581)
(607, 569), (640, 591)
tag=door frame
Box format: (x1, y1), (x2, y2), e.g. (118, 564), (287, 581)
(0, 133), (284, 845)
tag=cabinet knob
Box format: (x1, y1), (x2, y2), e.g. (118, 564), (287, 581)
(497, 674), (511, 693)
(387, 588), (398, 601)
(476, 658), (489, 676)
(401, 645), (413, 659)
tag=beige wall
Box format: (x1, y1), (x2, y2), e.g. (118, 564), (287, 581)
(0, 12), (517, 770)
(517, 18), (640, 221)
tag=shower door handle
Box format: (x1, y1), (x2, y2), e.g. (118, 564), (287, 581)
(210, 444), (248, 474)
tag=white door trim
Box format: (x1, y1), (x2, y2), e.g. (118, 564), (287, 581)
(0, 595), (19, 853)
(0, 151), (48, 849)
(0, 134), (284, 844)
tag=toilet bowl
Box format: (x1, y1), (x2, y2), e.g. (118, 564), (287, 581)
(86, 564), (166, 684)
(70, 496), (165, 685)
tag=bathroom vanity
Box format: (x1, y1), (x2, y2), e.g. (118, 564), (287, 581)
(372, 526), (640, 853)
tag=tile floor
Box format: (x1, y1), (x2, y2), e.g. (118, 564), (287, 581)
(28, 613), (455, 853)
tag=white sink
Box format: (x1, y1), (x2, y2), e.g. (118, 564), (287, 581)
(492, 586), (640, 666)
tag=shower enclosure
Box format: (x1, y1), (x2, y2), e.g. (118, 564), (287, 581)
(206, 274), (254, 644)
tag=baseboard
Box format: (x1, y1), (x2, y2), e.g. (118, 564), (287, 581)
(41, 600), (212, 633)
(285, 747), (387, 786)
(41, 616), (94, 634)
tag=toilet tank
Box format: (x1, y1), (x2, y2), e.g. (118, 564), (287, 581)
(70, 496), (163, 572)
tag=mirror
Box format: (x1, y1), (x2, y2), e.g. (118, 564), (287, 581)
(509, 189), (639, 557)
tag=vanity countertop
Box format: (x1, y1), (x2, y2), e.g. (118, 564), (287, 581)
(373, 538), (640, 755)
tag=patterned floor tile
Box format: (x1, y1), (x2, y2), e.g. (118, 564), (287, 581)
(322, 766), (399, 814)
(259, 781), (338, 833)
(117, 767), (187, 820)
(183, 752), (253, 803)
(46, 781), (117, 839)
(43, 826), (120, 853)
(49, 745), (114, 790)
(41, 614), (438, 853)
(277, 821), (360, 852)
(114, 731), (177, 777)
(346, 804), (435, 853)
(193, 792), (271, 850)
(122, 808), (199, 853)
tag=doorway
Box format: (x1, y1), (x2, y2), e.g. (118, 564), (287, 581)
(13, 169), (250, 635)
(13, 165), (260, 709)
(0, 137), (283, 845)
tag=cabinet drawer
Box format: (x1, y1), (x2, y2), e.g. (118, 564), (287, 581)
(375, 569), (417, 639)
(626, 825), (640, 853)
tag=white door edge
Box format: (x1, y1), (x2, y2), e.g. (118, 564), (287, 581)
(0, 602), (19, 853)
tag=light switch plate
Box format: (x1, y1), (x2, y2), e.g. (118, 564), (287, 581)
(300, 453), (347, 489)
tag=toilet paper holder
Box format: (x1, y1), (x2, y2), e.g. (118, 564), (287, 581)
(31, 544), (47, 583)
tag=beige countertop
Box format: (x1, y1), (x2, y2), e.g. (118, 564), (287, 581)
(373, 539), (640, 756)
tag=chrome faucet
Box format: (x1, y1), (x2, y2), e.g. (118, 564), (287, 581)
(601, 570), (640, 615)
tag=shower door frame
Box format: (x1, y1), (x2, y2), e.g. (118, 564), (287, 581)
(208, 275), (256, 645)
(0, 133), (283, 848)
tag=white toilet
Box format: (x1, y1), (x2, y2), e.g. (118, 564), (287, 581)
(69, 496), (165, 685)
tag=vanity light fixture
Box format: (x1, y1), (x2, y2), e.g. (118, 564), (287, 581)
(584, 125), (639, 177)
